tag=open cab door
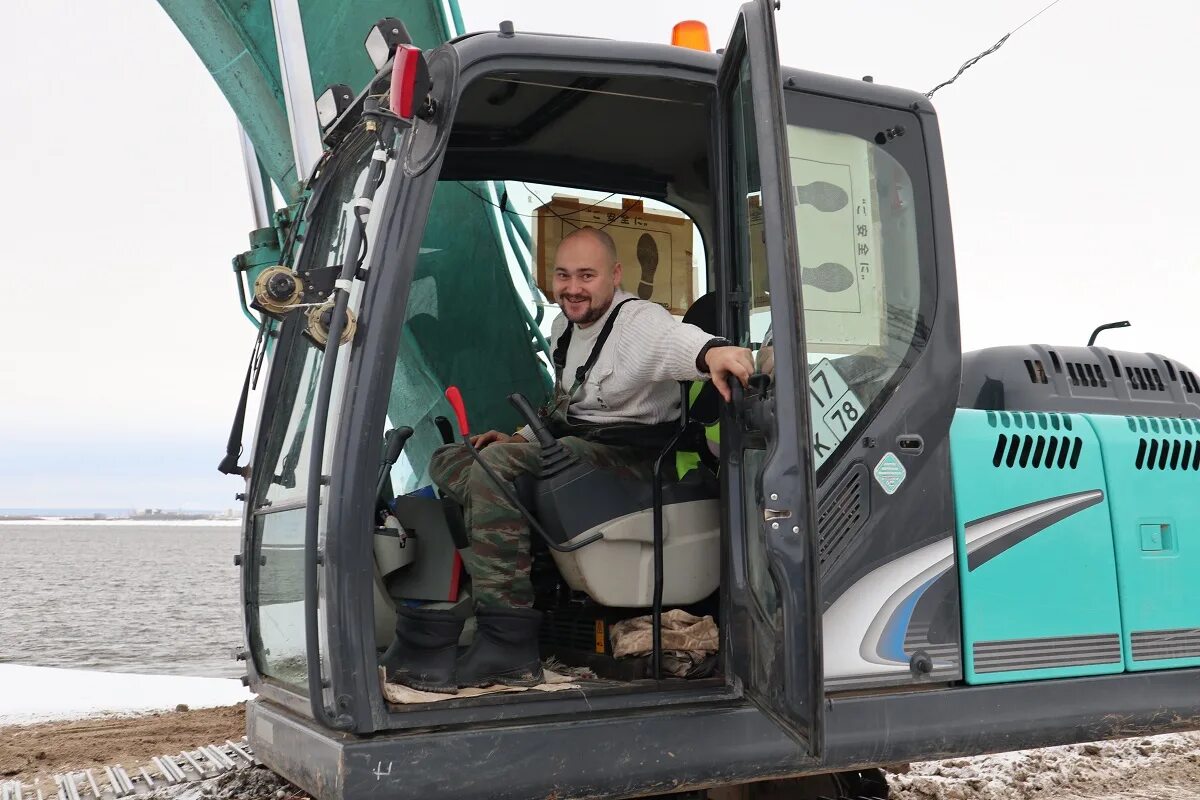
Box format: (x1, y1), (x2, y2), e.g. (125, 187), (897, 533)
(718, 0), (824, 754)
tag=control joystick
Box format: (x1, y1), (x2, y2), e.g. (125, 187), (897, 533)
(507, 393), (579, 478)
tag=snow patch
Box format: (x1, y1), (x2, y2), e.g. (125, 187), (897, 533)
(0, 664), (251, 725)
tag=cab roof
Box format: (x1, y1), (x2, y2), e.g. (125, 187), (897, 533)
(449, 29), (934, 114)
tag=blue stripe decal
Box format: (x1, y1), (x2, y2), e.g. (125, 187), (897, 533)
(878, 575), (938, 661)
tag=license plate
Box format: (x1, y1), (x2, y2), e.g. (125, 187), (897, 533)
(808, 358), (865, 469)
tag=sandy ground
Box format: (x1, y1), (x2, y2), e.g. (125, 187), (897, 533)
(0, 705), (247, 783)
(888, 731), (1200, 800)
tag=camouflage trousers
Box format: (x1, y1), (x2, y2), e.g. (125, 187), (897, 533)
(428, 438), (654, 608)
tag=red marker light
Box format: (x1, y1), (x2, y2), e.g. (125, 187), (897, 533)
(389, 43), (431, 119)
(444, 386), (470, 437)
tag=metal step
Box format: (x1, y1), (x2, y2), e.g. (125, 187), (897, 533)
(1, 738), (258, 800)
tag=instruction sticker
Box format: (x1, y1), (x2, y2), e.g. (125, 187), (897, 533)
(874, 452), (907, 495)
(808, 358), (866, 469)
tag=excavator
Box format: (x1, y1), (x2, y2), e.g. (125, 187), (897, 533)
(160, 1), (1200, 797)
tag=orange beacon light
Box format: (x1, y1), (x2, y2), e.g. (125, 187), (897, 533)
(671, 20), (711, 52)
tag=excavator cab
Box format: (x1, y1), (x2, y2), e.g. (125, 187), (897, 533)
(215, 1), (1200, 798)
(241, 0), (833, 772)
(361, 0), (825, 706)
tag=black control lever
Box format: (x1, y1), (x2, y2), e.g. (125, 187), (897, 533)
(433, 415), (456, 445)
(375, 426), (414, 501)
(508, 393), (556, 447)
(507, 393), (578, 478)
(444, 387), (600, 553)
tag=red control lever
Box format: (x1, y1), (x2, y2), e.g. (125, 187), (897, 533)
(444, 386), (470, 438)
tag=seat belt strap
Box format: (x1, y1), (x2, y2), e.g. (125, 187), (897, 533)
(553, 298), (637, 395)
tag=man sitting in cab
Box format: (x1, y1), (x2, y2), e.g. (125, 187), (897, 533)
(382, 226), (753, 693)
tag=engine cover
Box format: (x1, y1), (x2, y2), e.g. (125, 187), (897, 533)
(960, 344), (1200, 417)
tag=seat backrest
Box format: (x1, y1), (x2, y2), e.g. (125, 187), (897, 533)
(682, 291), (718, 333)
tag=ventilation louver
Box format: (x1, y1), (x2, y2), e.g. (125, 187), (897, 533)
(1066, 361), (1107, 388)
(986, 412), (1082, 469)
(992, 433), (1083, 469)
(1134, 439), (1200, 471)
(1123, 417), (1200, 470)
(1126, 366), (1166, 392)
(817, 465), (869, 572)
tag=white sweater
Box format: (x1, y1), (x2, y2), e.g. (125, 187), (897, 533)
(518, 290), (715, 439)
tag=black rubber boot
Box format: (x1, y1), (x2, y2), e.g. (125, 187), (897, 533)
(456, 606), (544, 688)
(379, 606), (465, 694)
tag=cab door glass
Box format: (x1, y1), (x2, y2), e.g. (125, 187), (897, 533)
(256, 342), (325, 507)
(755, 103), (928, 475)
(245, 133), (375, 691)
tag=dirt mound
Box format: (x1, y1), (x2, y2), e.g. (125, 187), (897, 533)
(0, 704), (246, 782)
(888, 732), (1200, 800)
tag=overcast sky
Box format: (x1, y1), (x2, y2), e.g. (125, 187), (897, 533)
(1, 0), (1196, 510)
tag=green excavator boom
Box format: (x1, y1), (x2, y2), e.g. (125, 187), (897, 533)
(156, 0), (461, 200)
(159, 0), (551, 423)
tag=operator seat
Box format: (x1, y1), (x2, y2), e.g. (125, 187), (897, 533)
(532, 292), (722, 607)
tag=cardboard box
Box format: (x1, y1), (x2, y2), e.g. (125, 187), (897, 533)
(535, 195), (696, 316)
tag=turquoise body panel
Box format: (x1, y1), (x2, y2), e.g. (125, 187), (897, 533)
(1087, 414), (1200, 670)
(950, 410), (1124, 684)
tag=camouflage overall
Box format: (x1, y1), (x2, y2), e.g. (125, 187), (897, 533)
(428, 439), (654, 607)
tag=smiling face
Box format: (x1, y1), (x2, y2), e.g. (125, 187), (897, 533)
(552, 228), (623, 327)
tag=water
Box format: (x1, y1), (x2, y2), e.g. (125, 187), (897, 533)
(0, 521), (244, 678)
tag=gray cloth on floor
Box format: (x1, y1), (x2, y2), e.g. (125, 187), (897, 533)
(610, 609), (719, 678)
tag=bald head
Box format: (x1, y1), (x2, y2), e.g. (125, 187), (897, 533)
(560, 226), (618, 266)
(553, 226), (623, 326)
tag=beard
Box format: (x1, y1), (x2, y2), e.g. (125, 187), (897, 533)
(561, 292), (613, 325)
